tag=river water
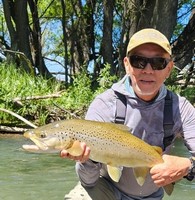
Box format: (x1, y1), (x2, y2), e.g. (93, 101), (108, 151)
(0, 134), (194, 200)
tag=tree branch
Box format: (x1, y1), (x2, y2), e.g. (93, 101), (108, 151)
(13, 91), (65, 106)
(0, 125), (28, 133)
(0, 108), (37, 128)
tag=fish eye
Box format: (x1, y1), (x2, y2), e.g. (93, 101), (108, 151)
(40, 132), (46, 138)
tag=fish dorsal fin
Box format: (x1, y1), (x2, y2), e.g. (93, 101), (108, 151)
(163, 183), (175, 196)
(133, 167), (149, 186)
(66, 140), (83, 156)
(107, 165), (123, 182)
(152, 146), (163, 155)
(110, 123), (131, 132)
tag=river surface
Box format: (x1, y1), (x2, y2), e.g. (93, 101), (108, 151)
(0, 134), (194, 200)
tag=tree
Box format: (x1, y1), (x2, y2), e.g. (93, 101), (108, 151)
(2, 0), (33, 72)
(2, 0), (52, 78)
(0, 0), (195, 84)
(28, 0), (53, 78)
(172, 8), (195, 69)
(99, 0), (114, 73)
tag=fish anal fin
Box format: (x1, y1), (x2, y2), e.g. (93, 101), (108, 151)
(107, 165), (123, 182)
(163, 183), (175, 196)
(66, 140), (83, 156)
(133, 167), (149, 186)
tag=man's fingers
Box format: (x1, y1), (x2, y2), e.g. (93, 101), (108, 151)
(80, 146), (91, 163)
(60, 142), (90, 163)
(60, 150), (69, 158)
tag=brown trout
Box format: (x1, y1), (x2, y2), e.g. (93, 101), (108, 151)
(22, 119), (173, 194)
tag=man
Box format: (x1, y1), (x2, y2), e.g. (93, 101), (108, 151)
(61, 28), (195, 200)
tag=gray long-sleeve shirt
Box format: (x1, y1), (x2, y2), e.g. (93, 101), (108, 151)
(75, 75), (195, 198)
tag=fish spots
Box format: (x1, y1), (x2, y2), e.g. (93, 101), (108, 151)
(72, 135), (76, 141)
(99, 147), (103, 151)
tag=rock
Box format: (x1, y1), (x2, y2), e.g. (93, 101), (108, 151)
(64, 182), (91, 200)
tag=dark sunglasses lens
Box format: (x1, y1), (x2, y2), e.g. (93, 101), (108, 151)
(150, 58), (167, 70)
(129, 55), (169, 70)
(129, 55), (147, 69)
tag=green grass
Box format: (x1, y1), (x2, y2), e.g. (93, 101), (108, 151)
(0, 63), (63, 125)
(0, 63), (118, 126)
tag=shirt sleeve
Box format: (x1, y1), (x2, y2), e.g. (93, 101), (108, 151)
(178, 97), (195, 156)
(75, 160), (102, 187)
(85, 90), (116, 122)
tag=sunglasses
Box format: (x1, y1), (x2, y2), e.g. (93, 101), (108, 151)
(129, 55), (171, 70)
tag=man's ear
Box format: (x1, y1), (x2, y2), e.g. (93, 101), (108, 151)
(123, 57), (131, 75)
(166, 61), (174, 78)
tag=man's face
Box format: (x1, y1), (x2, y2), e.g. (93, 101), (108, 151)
(124, 43), (174, 101)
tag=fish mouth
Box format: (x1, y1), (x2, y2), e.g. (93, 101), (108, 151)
(22, 144), (41, 152)
(23, 132), (49, 151)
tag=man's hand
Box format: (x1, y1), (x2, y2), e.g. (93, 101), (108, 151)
(150, 154), (191, 187)
(60, 142), (91, 163)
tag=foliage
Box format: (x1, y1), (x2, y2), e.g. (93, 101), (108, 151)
(165, 67), (180, 86)
(0, 63), (62, 125)
(180, 87), (195, 103)
(0, 62), (118, 126)
(57, 69), (94, 110)
(160, 67), (182, 95)
(165, 67), (195, 104)
(94, 63), (118, 95)
(55, 63), (118, 115)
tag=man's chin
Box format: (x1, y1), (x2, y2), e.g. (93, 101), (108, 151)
(134, 88), (158, 101)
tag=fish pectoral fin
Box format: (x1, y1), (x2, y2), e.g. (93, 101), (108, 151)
(163, 183), (175, 196)
(107, 165), (123, 182)
(133, 167), (149, 186)
(66, 140), (83, 156)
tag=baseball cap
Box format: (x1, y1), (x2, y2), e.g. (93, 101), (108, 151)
(126, 28), (172, 55)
